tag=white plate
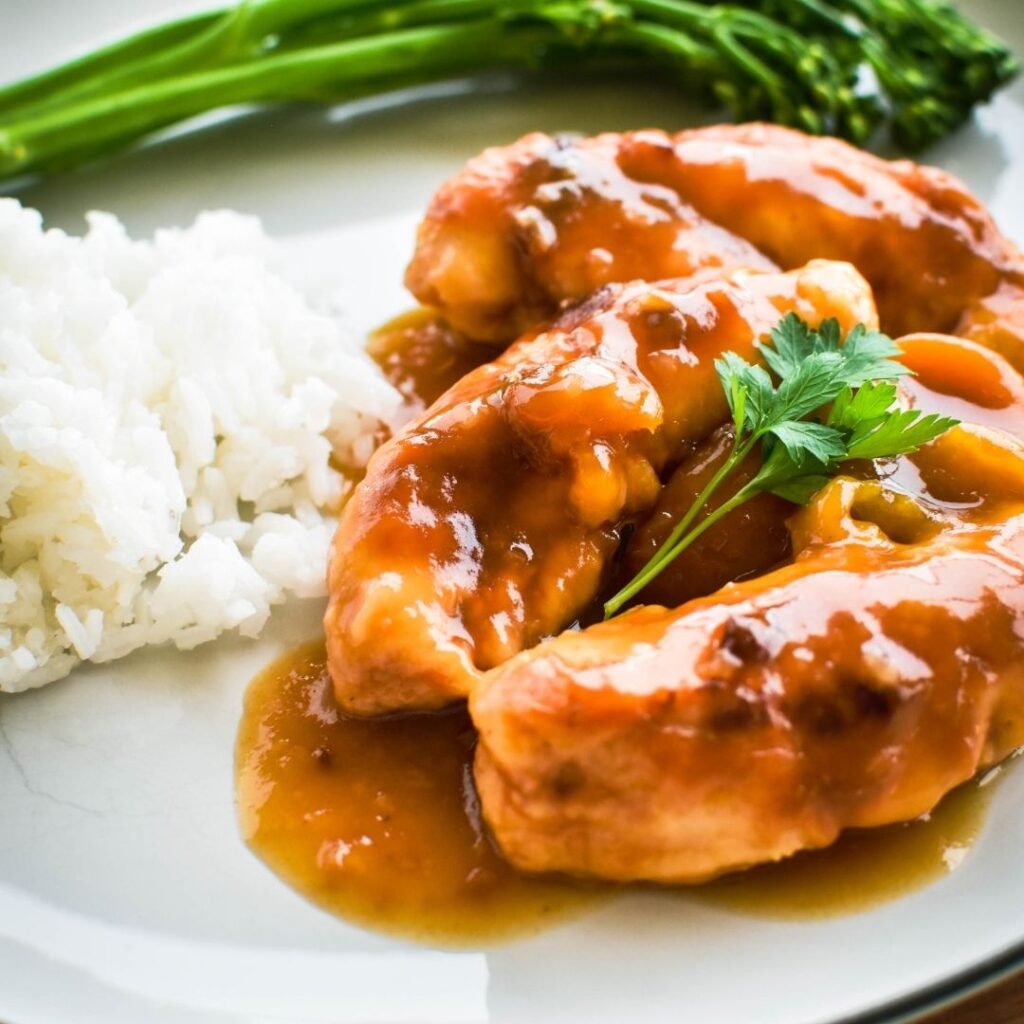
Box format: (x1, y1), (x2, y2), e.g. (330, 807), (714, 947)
(2, 2), (1024, 1022)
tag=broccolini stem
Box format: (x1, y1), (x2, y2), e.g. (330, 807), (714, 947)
(0, 20), (564, 179)
(0, 11), (224, 119)
(0, 0), (1017, 185)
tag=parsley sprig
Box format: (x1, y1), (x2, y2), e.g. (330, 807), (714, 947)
(602, 314), (958, 619)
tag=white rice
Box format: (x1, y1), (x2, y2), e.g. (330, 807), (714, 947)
(0, 200), (400, 692)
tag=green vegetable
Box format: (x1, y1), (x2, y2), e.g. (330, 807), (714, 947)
(0, 0), (1017, 183)
(601, 313), (958, 619)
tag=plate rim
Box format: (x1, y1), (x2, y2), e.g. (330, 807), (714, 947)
(837, 938), (1024, 1023)
(3, 2), (1023, 1021)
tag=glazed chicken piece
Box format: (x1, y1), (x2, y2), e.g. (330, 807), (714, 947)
(956, 270), (1024, 375)
(405, 132), (775, 343)
(471, 337), (1024, 884)
(407, 125), (1023, 363)
(326, 261), (875, 715)
(643, 124), (1020, 343)
(473, 501), (1024, 883)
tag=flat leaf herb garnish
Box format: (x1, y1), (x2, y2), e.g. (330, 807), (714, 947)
(602, 314), (958, 619)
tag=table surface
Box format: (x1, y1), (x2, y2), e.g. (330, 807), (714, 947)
(926, 971), (1024, 1023)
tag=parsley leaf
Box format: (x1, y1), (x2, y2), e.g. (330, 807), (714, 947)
(771, 351), (846, 423)
(766, 420), (846, 466)
(603, 314), (960, 619)
(716, 351), (772, 433)
(834, 324), (910, 386)
(845, 409), (960, 461)
(758, 312), (815, 379)
(769, 473), (835, 505)
(828, 380), (900, 431)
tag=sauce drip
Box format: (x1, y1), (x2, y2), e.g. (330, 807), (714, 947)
(695, 774), (996, 920)
(236, 642), (600, 946)
(368, 308), (498, 424)
(237, 643), (999, 944)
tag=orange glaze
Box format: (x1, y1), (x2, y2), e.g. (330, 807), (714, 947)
(696, 767), (1002, 920)
(620, 330), (1024, 612)
(240, 284), (1024, 937)
(405, 131), (775, 342)
(618, 424), (794, 607)
(236, 642), (1002, 941)
(368, 307), (498, 426)
(236, 642), (600, 945)
(325, 262), (875, 716)
(406, 126), (1024, 356)
(959, 270), (1024, 371)
(898, 333), (1024, 438)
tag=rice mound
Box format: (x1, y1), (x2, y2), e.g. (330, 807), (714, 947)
(0, 200), (400, 692)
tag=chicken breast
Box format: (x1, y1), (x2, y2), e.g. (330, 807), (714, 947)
(647, 124), (1020, 343)
(326, 261), (876, 715)
(405, 131), (776, 343)
(406, 125), (1023, 363)
(470, 325), (1024, 883)
(958, 270), (1024, 371)
(472, 473), (1024, 883)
